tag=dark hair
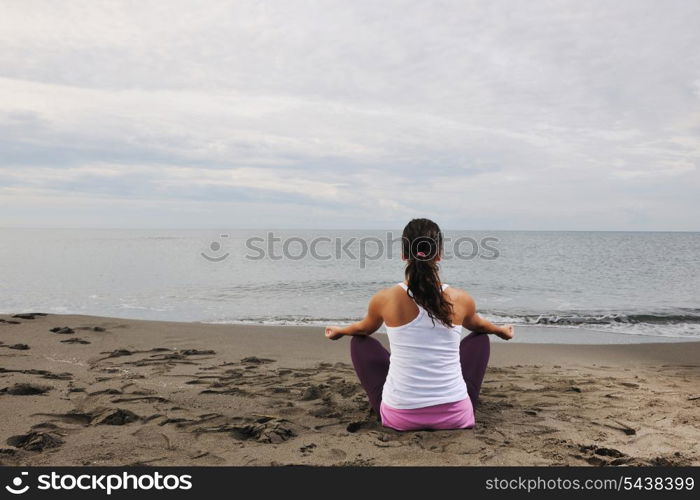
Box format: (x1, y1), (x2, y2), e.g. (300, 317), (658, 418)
(402, 218), (453, 327)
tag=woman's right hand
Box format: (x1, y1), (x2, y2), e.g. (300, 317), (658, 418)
(325, 326), (344, 340)
(495, 324), (515, 340)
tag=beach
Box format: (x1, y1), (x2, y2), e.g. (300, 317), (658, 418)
(0, 313), (698, 466)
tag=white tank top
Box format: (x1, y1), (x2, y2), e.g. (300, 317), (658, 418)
(381, 283), (468, 409)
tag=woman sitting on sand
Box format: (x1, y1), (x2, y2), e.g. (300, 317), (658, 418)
(325, 218), (514, 431)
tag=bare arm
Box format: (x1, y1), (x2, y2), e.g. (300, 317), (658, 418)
(461, 294), (514, 340)
(325, 292), (385, 340)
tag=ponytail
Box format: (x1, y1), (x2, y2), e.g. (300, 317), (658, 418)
(402, 218), (453, 327)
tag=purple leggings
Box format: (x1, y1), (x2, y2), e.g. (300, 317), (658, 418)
(350, 332), (490, 416)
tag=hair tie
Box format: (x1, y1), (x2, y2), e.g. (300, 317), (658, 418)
(416, 251), (427, 258)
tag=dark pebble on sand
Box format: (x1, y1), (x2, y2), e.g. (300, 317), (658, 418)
(2, 383), (52, 396)
(60, 338), (91, 344)
(0, 343), (30, 350)
(180, 349), (215, 356)
(91, 408), (140, 426)
(93, 326), (106, 332)
(103, 349), (133, 358)
(241, 356), (275, 364)
(300, 443), (317, 453)
(594, 447), (626, 458)
(41, 372), (73, 380)
(88, 388), (122, 396)
(346, 421), (367, 433)
(50, 327), (75, 334)
(12, 313), (37, 320)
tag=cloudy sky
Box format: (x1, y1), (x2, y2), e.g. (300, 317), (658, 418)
(1, 0), (699, 230)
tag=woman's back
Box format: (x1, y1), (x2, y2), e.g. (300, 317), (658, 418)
(325, 217), (513, 431)
(382, 283), (468, 409)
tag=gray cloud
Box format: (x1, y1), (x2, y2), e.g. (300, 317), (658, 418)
(0, 0), (699, 229)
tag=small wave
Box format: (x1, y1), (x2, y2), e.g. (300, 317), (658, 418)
(207, 316), (360, 326)
(206, 309), (700, 339)
(479, 309), (700, 339)
(487, 309), (700, 327)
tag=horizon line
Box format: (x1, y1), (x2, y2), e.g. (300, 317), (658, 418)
(1, 226), (699, 233)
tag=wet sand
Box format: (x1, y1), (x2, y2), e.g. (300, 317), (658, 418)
(1, 313), (698, 466)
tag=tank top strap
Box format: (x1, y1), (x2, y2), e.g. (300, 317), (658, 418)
(398, 283), (449, 292)
(398, 282), (417, 301)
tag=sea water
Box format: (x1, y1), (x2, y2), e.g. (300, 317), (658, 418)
(1, 229), (698, 343)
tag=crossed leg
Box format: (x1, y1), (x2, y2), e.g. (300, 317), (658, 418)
(458, 331), (491, 409)
(350, 335), (389, 415)
(350, 332), (491, 415)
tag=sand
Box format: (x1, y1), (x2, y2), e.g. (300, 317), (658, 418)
(0, 313), (698, 466)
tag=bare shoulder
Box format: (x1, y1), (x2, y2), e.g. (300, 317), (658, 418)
(366, 285), (400, 318)
(370, 285), (401, 304)
(445, 286), (476, 313)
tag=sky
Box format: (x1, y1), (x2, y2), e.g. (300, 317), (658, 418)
(1, 0), (699, 231)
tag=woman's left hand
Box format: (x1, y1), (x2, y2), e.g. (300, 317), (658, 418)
(325, 326), (344, 340)
(496, 324), (515, 340)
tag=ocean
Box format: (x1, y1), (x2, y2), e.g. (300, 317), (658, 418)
(1, 229), (698, 343)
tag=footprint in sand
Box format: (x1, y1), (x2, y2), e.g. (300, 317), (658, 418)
(6, 431), (63, 452)
(33, 408), (140, 426)
(323, 448), (347, 461)
(199, 387), (249, 397)
(300, 385), (324, 401)
(132, 428), (173, 450)
(187, 415), (299, 444)
(229, 420), (296, 444)
(577, 444), (634, 465)
(0, 367), (73, 380)
(308, 405), (341, 419)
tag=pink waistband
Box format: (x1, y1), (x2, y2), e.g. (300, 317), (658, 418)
(380, 398), (475, 431)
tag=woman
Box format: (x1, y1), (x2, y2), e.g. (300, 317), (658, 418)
(325, 218), (514, 431)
